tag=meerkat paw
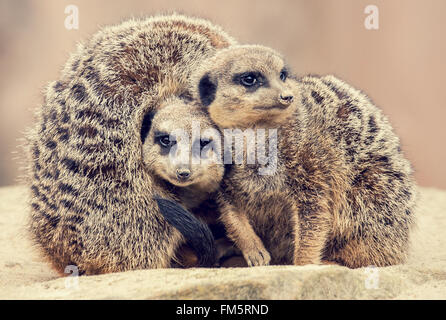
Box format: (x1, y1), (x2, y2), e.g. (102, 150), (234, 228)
(243, 247), (271, 267)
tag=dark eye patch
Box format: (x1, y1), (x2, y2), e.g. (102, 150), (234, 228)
(154, 131), (176, 149)
(200, 139), (212, 149)
(191, 138), (214, 159)
(141, 111), (155, 143)
(280, 68), (288, 81)
(198, 73), (217, 107)
(232, 71), (268, 91)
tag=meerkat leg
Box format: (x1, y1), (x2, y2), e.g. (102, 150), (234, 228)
(220, 256), (248, 268)
(173, 238), (238, 268)
(331, 160), (415, 268)
(173, 245), (200, 268)
(293, 203), (332, 266)
(219, 202), (270, 267)
(326, 211), (412, 268)
(327, 234), (408, 268)
(320, 260), (340, 266)
(290, 203), (302, 265)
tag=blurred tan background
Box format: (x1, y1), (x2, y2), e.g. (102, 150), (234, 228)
(0, 0), (445, 188)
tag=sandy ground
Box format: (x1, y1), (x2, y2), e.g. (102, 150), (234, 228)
(0, 185), (445, 299)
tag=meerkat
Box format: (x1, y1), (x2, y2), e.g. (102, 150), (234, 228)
(141, 98), (226, 267)
(143, 99), (241, 267)
(191, 45), (417, 268)
(142, 97), (241, 268)
(25, 14), (237, 275)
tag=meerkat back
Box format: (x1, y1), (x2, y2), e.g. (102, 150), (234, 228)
(25, 14), (236, 275)
(190, 45), (417, 268)
(294, 75), (417, 267)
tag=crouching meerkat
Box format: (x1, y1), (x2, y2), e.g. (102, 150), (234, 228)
(144, 99), (241, 267)
(191, 45), (417, 268)
(25, 14), (237, 274)
(141, 99), (225, 267)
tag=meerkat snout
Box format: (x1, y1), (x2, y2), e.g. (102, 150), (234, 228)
(279, 93), (294, 105)
(176, 167), (191, 181)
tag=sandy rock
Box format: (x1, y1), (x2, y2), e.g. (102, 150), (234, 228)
(0, 185), (445, 299)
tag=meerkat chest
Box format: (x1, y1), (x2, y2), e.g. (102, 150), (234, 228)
(173, 183), (216, 210)
(176, 190), (207, 210)
(223, 127), (294, 218)
(228, 161), (290, 212)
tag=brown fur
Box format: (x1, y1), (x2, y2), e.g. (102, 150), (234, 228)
(142, 100), (225, 267)
(144, 100), (240, 267)
(24, 14), (237, 275)
(192, 45), (417, 268)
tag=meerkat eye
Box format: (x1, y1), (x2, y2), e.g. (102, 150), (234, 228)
(280, 70), (288, 82)
(240, 74), (258, 87)
(156, 135), (176, 148)
(200, 139), (212, 149)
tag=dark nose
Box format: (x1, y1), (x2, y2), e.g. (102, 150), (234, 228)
(176, 169), (191, 180)
(280, 94), (294, 104)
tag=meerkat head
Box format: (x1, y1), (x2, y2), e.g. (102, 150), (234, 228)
(141, 98), (224, 190)
(193, 45), (298, 129)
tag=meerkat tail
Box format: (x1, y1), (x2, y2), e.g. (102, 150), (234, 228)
(155, 197), (217, 267)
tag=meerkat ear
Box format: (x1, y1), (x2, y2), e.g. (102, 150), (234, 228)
(198, 73), (217, 107)
(140, 111), (156, 143)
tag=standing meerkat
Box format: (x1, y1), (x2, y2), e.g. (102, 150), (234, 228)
(25, 14), (237, 275)
(192, 45), (416, 268)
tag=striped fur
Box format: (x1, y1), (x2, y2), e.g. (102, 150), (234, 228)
(25, 14), (237, 275)
(142, 101), (225, 267)
(191, 46), (417, 268)
(297, 75), (417, 267)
